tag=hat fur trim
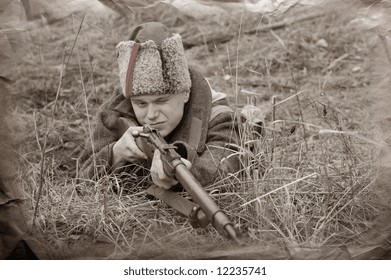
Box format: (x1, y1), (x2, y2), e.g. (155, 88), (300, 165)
(116, 34), (191, 97)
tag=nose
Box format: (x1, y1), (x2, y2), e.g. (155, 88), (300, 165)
(146, 103), (159, 120)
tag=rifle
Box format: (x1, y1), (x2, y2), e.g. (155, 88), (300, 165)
(132, 124), (242, 245)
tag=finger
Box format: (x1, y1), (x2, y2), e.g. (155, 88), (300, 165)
(150, 161), (161, 186)
(153, 149), (160, 161)
(130, 144), (147, 159)
(150, 151), (163, 187)
(123, 126), (148, 159)
(153, 150), (171, 180)
(161, 178), (177, 189)
(154, 151), (166, 180)
(151, 150), (178, 189)
(150, 150), (159, 174)
(126, 126), (143, 134)
(121, 132), (147, 160)
(181, 158), (192, 169)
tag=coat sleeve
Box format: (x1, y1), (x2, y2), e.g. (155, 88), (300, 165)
(173, 111), (241, 187)
(77, 94), (137, 179)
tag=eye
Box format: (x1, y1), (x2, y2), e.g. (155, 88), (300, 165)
(134, 101), (147, 108)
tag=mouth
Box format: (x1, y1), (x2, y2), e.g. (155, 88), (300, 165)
(149, 122), (165, 127)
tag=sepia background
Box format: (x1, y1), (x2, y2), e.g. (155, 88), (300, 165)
(1, 0), (391, 259)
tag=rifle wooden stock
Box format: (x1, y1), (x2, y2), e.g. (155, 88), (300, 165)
(133, 125), (241, 244)
(173, 162), (240, 243)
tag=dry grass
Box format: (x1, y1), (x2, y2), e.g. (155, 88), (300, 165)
(8, 2), (390, 259)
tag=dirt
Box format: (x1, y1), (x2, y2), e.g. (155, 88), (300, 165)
(5, 1), (391, 259)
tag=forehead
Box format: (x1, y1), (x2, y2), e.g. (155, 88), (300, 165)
(130, 94), (173, 102)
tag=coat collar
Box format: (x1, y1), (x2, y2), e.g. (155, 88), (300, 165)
(111, 67), (212, 154)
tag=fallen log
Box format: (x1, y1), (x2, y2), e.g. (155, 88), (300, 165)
(182, 11), (325, 48)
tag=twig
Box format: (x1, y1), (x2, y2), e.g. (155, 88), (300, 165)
(241, 173), (318, 207)
(86, 47), (97, 99)
(235, 8), (245, 105)
(65, 12), (86, 72)
(312, 176), (378, 242)
(32, 47), (67, 229)
(269, 29), (287, 50)
(289, 68), (309, 153)
(322, 53), (349, 73)
(76, 36), (97, 176)
(271, 96), (276, 162)
(46, 12), (117, 165)
(318, 129), (385, 147)
(32, 127), (47, 229)
(273, 90), (305, 107)
(72, 13), (110, 35)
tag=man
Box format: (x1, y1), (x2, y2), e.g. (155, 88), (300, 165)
(78, 22), (240, 189)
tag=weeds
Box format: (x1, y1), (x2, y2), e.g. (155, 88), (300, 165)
(10, 4), (388, 259)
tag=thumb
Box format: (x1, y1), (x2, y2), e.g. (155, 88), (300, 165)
(181, 158), (192, 169)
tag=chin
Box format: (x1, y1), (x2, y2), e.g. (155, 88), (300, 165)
(159, 126), (176, 137)
(149, 123), (175, 137)
(158, 130), (169, 137)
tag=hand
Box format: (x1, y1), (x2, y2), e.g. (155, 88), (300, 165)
(150, 149), (192, 190)
(112, 126), (148, 168)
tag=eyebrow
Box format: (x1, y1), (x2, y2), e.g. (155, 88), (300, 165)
(155, 96), (172, 101)
(131, 98), (146, 102)
(131, 95), (172, 102)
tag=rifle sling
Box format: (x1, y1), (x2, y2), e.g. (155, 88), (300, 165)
(146, 185), (210, 228)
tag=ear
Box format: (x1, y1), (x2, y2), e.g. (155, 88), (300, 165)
(183, 91), (190, 103)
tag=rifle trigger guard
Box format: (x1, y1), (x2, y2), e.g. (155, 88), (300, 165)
(188, 205), (203, 228)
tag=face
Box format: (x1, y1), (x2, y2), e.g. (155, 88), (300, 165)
(130, 92), (190, 137)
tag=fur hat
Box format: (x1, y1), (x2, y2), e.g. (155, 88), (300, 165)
(116, 22), (191, 98)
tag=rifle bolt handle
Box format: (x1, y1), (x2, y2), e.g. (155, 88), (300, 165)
(131, 130), (140, 138)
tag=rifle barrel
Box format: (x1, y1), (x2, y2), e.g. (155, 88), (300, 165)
(173, 162), (241, 244)
(134, 125), (242, 244)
